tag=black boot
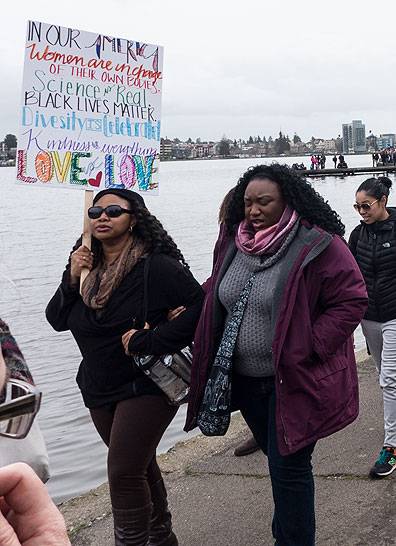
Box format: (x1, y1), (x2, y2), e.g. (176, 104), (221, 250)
(148, 479), (178, 546)
(113, 503), (151, 546)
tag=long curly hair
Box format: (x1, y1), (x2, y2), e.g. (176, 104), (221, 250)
(132, 205), (188, 267)
(225, 163), (345, 236)
(89, 200), (188, 268)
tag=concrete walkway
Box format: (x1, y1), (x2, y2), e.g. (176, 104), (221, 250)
(59, 352), (396, 545)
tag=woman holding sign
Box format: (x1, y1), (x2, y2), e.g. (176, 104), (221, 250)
(46, 188), (203, 546)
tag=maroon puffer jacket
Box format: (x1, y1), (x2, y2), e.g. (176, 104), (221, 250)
(185, 222), (368, 456)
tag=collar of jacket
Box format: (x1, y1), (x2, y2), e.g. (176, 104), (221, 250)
(361, 207), (396, 232)
(215, 221), (332, 293)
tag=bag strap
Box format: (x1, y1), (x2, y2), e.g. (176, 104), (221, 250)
(216, 271), (256, 361)
(142, 255), (152, 324)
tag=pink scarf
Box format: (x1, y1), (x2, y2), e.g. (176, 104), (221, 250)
(235, 206), (299, 256)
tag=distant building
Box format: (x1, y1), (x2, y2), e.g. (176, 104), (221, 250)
(312, 139), (337, 153)
(171, 142), (192, 160)
(342, 124), (352, 153)
(312, 139), (325, 152)
(0, 142), (7, 160)
(342, 120), (366, 153)
(366, 133), (377, 152)
(290, 141), (308, 154)
(191, 142), (214, 158)
(376, 133), (396, 149)
(160, 138), (172, 160)
(323, 139), (337, 153)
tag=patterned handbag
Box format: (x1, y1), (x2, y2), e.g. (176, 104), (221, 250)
(197, 272), (256, 436)
(132, 256), (193, 405)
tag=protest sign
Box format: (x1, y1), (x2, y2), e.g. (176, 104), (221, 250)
(17, 20), (163, 194)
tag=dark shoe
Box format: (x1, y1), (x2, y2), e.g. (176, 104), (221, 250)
(234, 435), (260, 457)
(113, 503), (151, 545)
(148, 479), (178, 546)
(369, 447), (396, 478)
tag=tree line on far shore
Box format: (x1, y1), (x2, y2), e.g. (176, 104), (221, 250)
(2, 134), (17, 150)
(219, 131), (297, 157)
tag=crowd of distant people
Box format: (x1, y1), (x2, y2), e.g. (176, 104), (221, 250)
(333, 154), (348, 168)
(310, 154), (327, 169)
(373, 149), (396, 167)
(292, 154), (348, 170)
(292, 150), (396, 173)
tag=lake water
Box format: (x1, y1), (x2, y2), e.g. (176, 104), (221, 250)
(0, 154), (392, 502)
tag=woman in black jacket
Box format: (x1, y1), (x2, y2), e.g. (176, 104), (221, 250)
(349, 176), (396, 479)
(46, 188), (203, 546)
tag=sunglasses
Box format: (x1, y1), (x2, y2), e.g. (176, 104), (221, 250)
(88, 205), (133, 219)
(0, 379), (42, 439)
(353, 199), (379, 212)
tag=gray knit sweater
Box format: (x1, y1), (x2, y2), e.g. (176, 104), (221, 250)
(218, 225), (299, 377)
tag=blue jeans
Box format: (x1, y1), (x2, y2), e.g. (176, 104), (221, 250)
(233, 374), (316, 546)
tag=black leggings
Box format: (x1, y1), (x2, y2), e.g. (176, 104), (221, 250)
(90, 395), (178, 510)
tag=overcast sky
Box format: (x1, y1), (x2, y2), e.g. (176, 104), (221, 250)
(2, 0), (396, 142)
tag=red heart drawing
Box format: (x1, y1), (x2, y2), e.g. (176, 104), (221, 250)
(88, 171), (102, 187)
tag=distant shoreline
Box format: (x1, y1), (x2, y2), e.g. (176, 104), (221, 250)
(1, 152), (375, 169)
(160, 152), (372, 162)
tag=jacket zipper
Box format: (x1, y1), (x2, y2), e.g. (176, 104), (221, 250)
(371, 233), (380, 318)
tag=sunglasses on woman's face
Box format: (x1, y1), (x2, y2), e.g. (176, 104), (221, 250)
(0, 379), (42, 439)
(353, 199), (379, 212)
(87, 205), (133, 219)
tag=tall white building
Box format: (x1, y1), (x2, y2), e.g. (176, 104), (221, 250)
(342, 120), (366, 154)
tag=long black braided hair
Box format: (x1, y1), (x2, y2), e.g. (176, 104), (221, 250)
(225, 163), (345, 236)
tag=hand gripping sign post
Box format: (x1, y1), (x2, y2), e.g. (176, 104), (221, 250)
(17, 21), (163, 291)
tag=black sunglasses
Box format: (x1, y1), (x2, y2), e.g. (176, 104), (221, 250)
(88, 205), (133, 219)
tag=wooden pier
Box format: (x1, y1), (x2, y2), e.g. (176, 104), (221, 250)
(301, 166), (396, 178)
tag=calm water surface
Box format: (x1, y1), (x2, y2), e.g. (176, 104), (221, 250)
(0, 155), (393, 502)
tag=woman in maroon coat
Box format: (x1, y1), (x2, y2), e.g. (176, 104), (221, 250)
(186, 164), (368, 546)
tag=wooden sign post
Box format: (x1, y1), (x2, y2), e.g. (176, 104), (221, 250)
(80, 190), (94, 294)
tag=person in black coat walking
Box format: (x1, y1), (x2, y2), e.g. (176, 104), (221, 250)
(46, 188), (203, 546)
(349, 177), (396, 479)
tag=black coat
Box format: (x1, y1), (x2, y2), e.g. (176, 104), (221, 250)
(46, 253), (204, 408)
(349, 208), (396, 322)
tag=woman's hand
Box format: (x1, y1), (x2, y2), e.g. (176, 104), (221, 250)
(122, 306), (186, 357)
(0, 463), (70, 546)
(70, 246), (94, 285)
(167, 306), (186, 321)
(122, 323), (150, 355)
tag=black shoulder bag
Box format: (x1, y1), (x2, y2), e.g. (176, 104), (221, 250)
(132, 256), (192, 405)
